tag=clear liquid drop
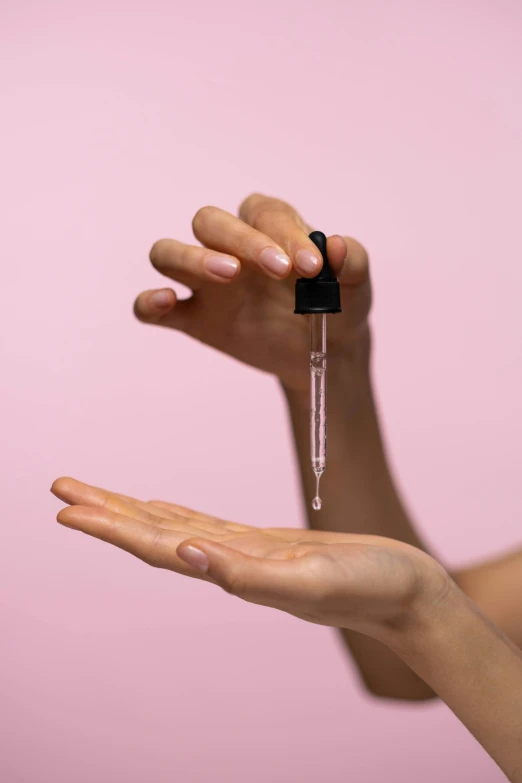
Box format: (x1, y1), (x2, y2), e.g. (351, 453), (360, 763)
(312, 471), (323, 511)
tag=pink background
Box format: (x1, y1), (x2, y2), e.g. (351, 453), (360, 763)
(2, 1), (521, 780)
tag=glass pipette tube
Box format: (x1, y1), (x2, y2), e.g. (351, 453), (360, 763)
(310, 312), (326, 510)
(294, 229), (341, 512)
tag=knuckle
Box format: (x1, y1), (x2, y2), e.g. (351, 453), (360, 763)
(221, 566), (247, 597)
(344, 237), (370, 280)
(239, 192), (273, 225)
(149, 239), (169, 270)
(98, 491), (111, 510)
(357, 253), (370, 279)
(250, 206), (278, 231)
(143, 525), (166, 568)
(358, 243), (370, 268)
(234, 233), (256, 261)
(347, 236), (370, 263)
(192, 205), (218, 234)
(240, 193), (303, 233)
(240, 192), (264, 213)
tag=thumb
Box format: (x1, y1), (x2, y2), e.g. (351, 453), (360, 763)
(176, 539), (298, 605)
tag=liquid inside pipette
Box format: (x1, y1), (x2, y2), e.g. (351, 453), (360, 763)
(310, 313), (326, 511)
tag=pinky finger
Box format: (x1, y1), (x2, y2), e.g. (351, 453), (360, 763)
(133, 288), (179, 324)
(133, 288), (197, 336)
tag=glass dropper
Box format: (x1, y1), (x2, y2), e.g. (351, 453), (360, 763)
(310, 312), (326, 510)
(294, 231), (342, 512)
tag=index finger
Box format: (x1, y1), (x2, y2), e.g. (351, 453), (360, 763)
(239, 193), (346, 277)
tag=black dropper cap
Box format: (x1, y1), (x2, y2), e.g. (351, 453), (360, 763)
(294, 231), (342, 314)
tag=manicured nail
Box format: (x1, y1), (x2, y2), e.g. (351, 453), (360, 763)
(180, 545), (209, 573)
(150, 290), (172, 308)
(204, 255), (239, 279)
(295, 248), (321, 274)
(259, 247), (291, 277)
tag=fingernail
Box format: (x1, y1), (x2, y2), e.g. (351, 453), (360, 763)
(295, 249), (321, 274)
(204, 255), (239, 279)
(150, 290), (172, 308)
(180, 545), (209, 573)
(259, 247), (291, 277)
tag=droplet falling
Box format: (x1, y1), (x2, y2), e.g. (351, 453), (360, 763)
(312, 471), (322, 511)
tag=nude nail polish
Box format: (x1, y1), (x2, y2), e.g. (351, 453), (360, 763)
(150, 290), (172, 307)
(205, 255), (240, 279)
(180, 545), (209, 573)
(296, 249), (321, 274)
(259, 247), (291, 277)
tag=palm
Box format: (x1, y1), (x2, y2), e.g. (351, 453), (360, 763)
(151, 503), (421, 631)
(188, 269), (307, 386)
(53, 478), (426, 635)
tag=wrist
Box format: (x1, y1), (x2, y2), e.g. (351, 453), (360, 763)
(383, 561), (522, 777)
(382, 561), (460, 655)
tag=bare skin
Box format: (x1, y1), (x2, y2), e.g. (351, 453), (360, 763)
(134, 196), (368, 394)
(51, 194), (522, 775)
(51, 477), (522, 782)
(51, 478), (436, 635)
(130, 193), (521, 698)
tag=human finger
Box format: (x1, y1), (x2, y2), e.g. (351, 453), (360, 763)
(133, 287), (197, 331)
(56, 504), (200, 574)
(149, 238), (241, 287)
(238, 193), (327, 277)
(338, 236), (370, 285)
(191, 205), (297, 280)
(176, 537), (311, 606)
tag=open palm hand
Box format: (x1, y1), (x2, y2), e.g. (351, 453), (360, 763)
(52, 478), (446, 641)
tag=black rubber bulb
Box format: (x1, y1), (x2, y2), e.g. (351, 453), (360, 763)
(308, 231), (337, 281)
(294, 231), (342, 314)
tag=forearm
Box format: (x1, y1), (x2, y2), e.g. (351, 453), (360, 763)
(283, 328), (436, 698)
(454, 549), (522, 649)
(387, 580), (522, 781)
